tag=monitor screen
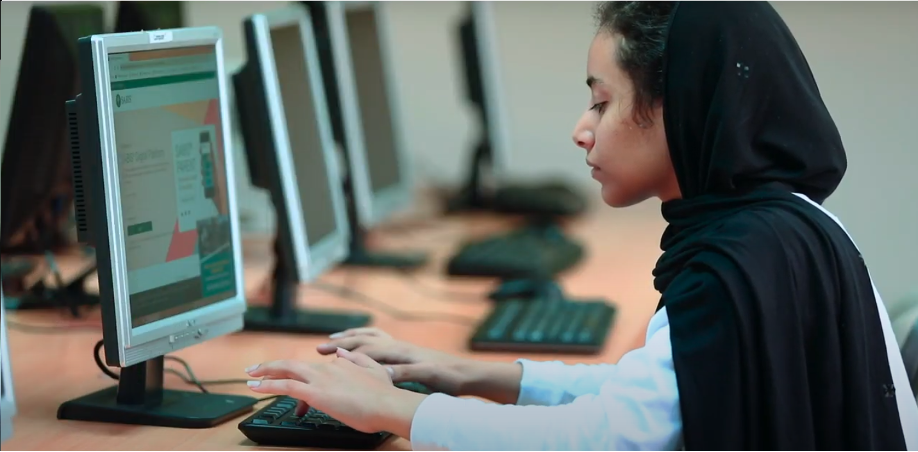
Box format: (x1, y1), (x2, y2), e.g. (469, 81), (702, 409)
(108, 46), (237, 328)
(270, 24), (338, 246)
(344, 9), (402, 195)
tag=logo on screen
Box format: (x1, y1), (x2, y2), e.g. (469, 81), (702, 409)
(116, 94), (122, 108)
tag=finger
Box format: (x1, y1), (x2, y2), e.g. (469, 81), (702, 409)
(247, 378), (314, 401)
(351, 345), (412, 365)
(316, 336), (375, 355)
(328, 327), (386, 339)
(295, 400), (309, 417)
(387, 364), (430, 383)
(336, 348), (382, 369)
(246, 360), (311, 380)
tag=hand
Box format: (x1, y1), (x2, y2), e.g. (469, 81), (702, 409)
(317, 327), (471, 395)
(246, 348), (427, 437)
(318, 328), (523, 404)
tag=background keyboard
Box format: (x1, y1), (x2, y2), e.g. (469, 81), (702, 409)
(469, 299), (617, 354)
(238, 382), (431, 449)
(446, 224), (584, 279)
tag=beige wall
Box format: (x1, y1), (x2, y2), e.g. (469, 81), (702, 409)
(1, 1), (916, 304)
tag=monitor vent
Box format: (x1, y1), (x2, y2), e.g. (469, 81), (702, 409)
(66, 100), (89, 242)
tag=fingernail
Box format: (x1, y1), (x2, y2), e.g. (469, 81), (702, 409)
(245, 364), (259, 373)
(336, 347), (347, 354)
(247, 380), (261, 388)
(386, 366), (394, 377)
(329, 332), (344, 338)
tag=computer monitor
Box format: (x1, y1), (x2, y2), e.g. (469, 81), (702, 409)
(303, 1), (427, 270)
(446, 2), (585, 218)
(56, 27), (257, 428)
(0, 291), (16, 443)
(115, 1), (185, 33)
(233, 6), (372, 335)
(1, 4), (105, 255)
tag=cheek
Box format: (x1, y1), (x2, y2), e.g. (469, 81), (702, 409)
(591, 118), (635, 166)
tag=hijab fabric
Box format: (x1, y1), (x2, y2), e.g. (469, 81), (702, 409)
(652, 2), (906, 449)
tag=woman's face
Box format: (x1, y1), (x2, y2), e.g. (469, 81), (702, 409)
(572, 33), (680, 207)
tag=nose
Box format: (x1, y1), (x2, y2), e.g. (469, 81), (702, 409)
(572, 124), (594, 152)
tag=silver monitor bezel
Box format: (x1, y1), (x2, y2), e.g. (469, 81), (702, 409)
(88, 27), (247, 367)
(254, 6), (351, 280)
(337, 2), (415, 228)
(471, 2), (513, 180)
(0, 290), (15, 443)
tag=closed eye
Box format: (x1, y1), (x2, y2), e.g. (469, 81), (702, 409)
(590, 102), (607, 113)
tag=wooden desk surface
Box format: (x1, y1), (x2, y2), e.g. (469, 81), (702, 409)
(3, 203), (667, 450)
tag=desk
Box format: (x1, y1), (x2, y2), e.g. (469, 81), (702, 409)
(3, 204), (667, 450)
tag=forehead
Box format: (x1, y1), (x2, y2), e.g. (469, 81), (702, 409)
(587, 33), (628, 89)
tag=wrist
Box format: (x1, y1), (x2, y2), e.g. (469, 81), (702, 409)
(376, 387), (428, 439)
(456, 360), (522, 404)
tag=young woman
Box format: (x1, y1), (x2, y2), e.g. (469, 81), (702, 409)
(244, 2), (918, 449)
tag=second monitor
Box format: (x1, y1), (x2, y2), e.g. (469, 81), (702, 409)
(234, 6), (372, 334)
(305, 1), (427, 270)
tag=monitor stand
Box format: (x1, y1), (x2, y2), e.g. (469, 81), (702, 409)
(339, 169), (428, 270)
(445, 139), (495, 214)
(445, 137), (585, 218)
(243, 237), (372, 335)
(58, 356), (257, 428)
(341, 224), (428, 270)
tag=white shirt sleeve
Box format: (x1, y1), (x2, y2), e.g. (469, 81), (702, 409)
(409, 309), (682, 451)
(514, 309), (671, 407)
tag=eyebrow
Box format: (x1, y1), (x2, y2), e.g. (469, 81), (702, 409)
(586, 75), (603, 88)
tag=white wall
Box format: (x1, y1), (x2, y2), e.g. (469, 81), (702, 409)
(1, 1), (915, 304)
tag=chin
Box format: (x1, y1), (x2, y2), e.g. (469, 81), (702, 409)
(601, 185), (645, 208)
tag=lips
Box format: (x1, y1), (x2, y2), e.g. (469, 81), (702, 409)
(586, 159), (600, 171)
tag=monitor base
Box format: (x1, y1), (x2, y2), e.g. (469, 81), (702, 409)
(342, 249), (428, 270)
(243, 305), (371, 335)
(57, 386), (257, 429)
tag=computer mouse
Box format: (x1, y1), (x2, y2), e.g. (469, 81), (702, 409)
(488, 279), (565, 302)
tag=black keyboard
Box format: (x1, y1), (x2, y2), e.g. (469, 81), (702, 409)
(469, 299), (616, 354)
(446, 224), (584, 279)
(238, 382), (431, 449)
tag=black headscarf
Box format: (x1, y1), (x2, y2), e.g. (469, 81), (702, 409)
(652, 2), (907, 450)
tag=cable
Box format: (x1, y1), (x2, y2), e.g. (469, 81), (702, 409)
(311, 281), (479, 326)
(93, 340), (120, 380)
(93, 340), (250, 394)
(395, 269), (487, 303)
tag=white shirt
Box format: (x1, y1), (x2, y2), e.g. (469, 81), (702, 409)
(409, 194), (918, 451)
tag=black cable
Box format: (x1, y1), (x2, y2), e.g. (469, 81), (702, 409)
(395, 269), (487, 303)
(164, 355), (250, 388)
(93, 340), (121, 380)
(311, 281), (479, 326)
(93, 340), (249, 394)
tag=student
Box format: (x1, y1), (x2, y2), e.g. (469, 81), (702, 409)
(245, 2), (918, 449)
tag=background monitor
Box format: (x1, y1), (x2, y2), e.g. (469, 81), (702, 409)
(233, 6), (370, 334)
(115, 1), (185, 33)
(458, 1), (512, 183)
(446, 1), (585, 218)
(0, 290), (15, 443)
(341, 2), (414, 226)
(1, 4), (105, 254)
(57, 27), (256, 428)
(303, 1), (427, 270)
